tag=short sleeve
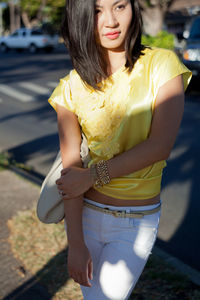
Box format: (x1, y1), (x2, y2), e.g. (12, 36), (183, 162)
(152, 49), (192, 93)
(48, 74), (75, 113)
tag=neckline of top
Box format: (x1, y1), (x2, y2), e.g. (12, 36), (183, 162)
(109, 64), (126, 78)
(101, 64), (126, 84)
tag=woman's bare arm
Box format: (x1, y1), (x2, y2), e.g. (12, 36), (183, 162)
(57, 104), (84, 245)
(56, 104), (93, 287)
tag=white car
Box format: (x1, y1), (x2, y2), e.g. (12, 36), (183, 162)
(0, 28), (59, 53)
(182, 16), (200, 77)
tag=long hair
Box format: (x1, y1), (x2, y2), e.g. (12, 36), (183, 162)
(61, 0), (145, 90)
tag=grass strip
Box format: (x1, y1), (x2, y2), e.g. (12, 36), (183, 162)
(8, 208), (200, 300)
(0, 152), (10, 170)
(0, 151), (32, 172)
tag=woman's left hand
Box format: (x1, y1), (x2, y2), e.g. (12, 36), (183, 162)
(56, 166), (93, 199)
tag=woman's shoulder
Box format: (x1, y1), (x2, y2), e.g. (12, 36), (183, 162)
(137, 47), (183, 77)
(140, 47), (192, 92)
(60, 69), (77, 83)
(141, 47), (177, 63)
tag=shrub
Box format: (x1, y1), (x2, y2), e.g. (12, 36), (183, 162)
(142, 31), (175, 50)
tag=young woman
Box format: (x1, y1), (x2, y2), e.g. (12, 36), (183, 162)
(49, 0), (192, 299)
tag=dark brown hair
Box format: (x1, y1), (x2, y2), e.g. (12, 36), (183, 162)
(61, 0), (145, 89)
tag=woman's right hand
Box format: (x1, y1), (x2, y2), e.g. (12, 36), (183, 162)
(68, 243), (93, 287)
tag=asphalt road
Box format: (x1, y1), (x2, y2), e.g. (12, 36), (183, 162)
(0, 47), (200, 272)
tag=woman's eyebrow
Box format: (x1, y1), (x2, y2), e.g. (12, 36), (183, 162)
(113, 0), (126, 6)
(95, 0), (127, 8)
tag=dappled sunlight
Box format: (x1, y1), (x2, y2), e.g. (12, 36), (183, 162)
(158, 181), (191, 241)
(100, 260), (133, 299)
(134, 226), (157, 259)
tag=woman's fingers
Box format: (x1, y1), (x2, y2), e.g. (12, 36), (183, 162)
(88, 259), (93, 281)
(55, 169), (70, 184)
(82, 271), (92, 287)
(61, 168), (70, 175)
(78, 271), (92, 287)
(70, 270), (92, 287)
(55, 179), (62, 185)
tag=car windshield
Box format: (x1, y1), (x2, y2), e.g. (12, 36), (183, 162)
(189, 18), (200, 39)
(11, 31), (18, 37)
(31, 30), (43, 36)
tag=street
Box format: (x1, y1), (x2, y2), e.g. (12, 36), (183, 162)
(0, 48), (200, 272)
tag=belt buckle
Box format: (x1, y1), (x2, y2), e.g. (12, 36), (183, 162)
(112, 210), (126, 218)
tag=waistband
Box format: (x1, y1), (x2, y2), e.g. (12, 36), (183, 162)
(83, 198), (161, 218)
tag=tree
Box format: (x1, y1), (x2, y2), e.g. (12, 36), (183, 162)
(5, 0), (65, 32)
(139, 0), (175, 36)
(20, 0), (65, 28)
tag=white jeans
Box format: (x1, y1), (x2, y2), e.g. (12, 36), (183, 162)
(66, 198), (161, 300)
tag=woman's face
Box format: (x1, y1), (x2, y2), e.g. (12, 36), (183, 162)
(95, 0), (133, 52)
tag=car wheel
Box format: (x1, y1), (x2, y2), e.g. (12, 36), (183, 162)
(45, 46), (53, 53)
(0, 43), (8, 53)
(16, 48), (23, 53)
(29, 44), (37, 54)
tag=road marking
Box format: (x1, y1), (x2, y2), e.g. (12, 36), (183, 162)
(19, 82), (50, 95)
(0, 98), (3, 103)
(47, 81), (58, 88)
(0, 84), (34, 102)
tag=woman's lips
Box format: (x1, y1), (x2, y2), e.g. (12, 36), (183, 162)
(105, 31), (120, 40)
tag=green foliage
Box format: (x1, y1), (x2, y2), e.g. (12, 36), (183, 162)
(0, 151), (32, 172)
(2, 0), (65, 30)
(0, 152), (10, 170)
(142, 31), (175, 49)
(19, 0), (65, 16)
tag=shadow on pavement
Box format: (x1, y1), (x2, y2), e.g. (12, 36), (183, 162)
(3, 248), (69, 300)
(0, 103), (57, 124)
(7, 133), (60, 170)
(0, 45), (72, 84)
(156, 94), (200, 271)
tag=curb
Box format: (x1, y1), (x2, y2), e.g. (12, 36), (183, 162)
(9, 165), (44, 187)
(153, 246), (200, 286)
(8, 165), (200, 287)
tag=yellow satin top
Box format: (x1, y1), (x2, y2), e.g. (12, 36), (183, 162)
(49, 48), (192, 200)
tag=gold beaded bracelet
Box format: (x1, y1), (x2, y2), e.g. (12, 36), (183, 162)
(96, 160), (110, 185)
(90, 164), (102, 188)
(90, 160), (111, 188)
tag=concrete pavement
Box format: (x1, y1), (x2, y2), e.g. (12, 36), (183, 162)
(0, 168), (50, 300)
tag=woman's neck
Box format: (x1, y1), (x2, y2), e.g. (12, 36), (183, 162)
(105, 50), (126, 76)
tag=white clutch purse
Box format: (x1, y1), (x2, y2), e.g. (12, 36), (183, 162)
(37, 133), (90, 224)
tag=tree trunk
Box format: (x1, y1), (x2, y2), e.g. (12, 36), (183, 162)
(142, 5), (165, 36)
(9, 1), (15, 33)
(21, 11), (31, 28)
(15, 5), (21, 30)
(37, 0), (46, 23)
(139, 0), (174, 36)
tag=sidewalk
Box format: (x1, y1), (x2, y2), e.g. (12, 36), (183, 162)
(0, 168), (50, 300)
(1, 167), (200, 300)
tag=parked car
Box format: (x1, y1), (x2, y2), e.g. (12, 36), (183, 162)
(0, 27), (59, 53)
(182, 16), (200, 77)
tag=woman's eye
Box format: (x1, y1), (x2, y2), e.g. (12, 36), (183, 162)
(95, 9), (101, 14)
(116, 4), (125, 11)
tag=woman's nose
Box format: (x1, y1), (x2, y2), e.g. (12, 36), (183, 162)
(104, 11), (118, 27)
